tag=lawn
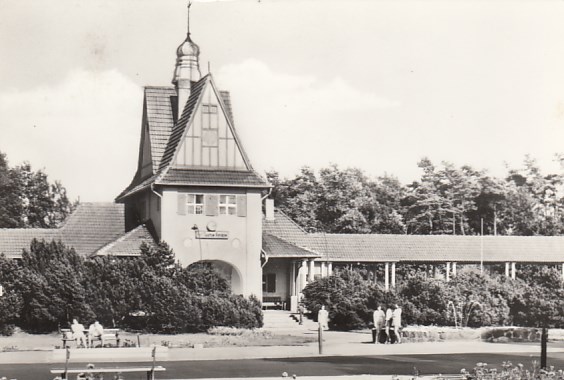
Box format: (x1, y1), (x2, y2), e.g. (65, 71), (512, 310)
(0, 327), (317, 352)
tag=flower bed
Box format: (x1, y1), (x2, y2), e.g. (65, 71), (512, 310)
(461, 361), (564, 380)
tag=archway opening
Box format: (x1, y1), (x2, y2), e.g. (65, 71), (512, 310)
(200, 260), (243, 295)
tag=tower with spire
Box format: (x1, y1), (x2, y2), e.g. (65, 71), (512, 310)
(116, 5), (270, 297)
(173, 2), (201, 115)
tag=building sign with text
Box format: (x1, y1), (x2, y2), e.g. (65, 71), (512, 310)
(197, 231), (229, 240)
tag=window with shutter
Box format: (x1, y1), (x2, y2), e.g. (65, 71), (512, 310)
(236, 195), (247, 217)
(187, 194), (204, 214)
(219, 195), (237, 215)
(177, 193), (187, 215)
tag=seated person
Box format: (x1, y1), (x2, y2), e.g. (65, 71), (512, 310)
(70, 319), (87, 348)
(88, 321), (104, 348)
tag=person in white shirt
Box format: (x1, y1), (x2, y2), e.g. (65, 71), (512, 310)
(392, 304), (402, 343)
(71, 319), (87, 348)
(318, 305), (329, 330)
(88, 321), (104, 348)
(373, 305), (386, 344)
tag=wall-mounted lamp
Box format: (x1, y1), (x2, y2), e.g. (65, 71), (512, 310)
(191, 224), (203, 261)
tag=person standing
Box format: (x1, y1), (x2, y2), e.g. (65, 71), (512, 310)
(318, 305), (329, 330)
(373, 306), (386, 344)
(298, 303), (305, 325)
(385, 306), (393, 343)
(392, 304), (402, 344)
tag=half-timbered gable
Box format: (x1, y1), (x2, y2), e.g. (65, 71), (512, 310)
(173, 78), (250, 170)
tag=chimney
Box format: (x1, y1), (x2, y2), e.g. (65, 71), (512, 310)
(265, 199), (275, 221)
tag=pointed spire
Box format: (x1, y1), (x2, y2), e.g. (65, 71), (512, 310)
(173, 1), (201, 118)
(187, 2), (192, 37)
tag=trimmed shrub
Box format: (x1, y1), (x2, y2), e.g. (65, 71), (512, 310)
(302, 269), (372, 330)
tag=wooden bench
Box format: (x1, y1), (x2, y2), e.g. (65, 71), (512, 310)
(60, 328), (121, 348)
(262, 296), (286, 310)
(50, 365), (166, 380)
(60, 329), (80, 349)
(89, 328), (121, 348)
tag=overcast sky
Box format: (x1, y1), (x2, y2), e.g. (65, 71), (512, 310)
(1, 0), (564, 202)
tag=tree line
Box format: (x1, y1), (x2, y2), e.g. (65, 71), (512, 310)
(0, 151), (74, 228)
(267, 155), (564, 236)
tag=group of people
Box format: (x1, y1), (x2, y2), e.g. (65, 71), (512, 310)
(373, 304), (402, 344)
(70, 319), (105, 348)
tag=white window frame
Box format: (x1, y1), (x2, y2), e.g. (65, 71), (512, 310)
(187, 194), (204, 215)
(219, 194), (237, 215)
(202, 104), (218, 114)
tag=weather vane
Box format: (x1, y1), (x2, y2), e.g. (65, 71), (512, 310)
(187, 2), (192, 36)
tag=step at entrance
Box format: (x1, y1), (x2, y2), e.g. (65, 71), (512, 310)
(262, 310), (318, 330)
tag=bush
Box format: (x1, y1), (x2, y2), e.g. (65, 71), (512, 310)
(302, 269), (373, 330)
(18, 240), (94, 332)
(0, 324), (15, 336)
(1, 239), (262, 334)
(397, 274), (448, 325)
(301, 265), (564, 330)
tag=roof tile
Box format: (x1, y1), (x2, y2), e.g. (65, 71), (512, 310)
(0, 203), (125, 259)
(158, 168), (269, 188)
(94, 224), (156, 257)
(264, 209), (564, 263)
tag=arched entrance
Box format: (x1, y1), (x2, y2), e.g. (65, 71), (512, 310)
(201, 260), (243, 295)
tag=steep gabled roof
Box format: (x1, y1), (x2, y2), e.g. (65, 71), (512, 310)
(145, 87), (177, 173)
(158, 75), (208, 172)
(207, 76), (254, 171)
(116, 75), (269, 202)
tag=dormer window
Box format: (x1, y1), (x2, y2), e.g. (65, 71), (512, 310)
(187, 194), (204, 214)
(202, 104), (218, 114)
(219, 195), (237, 215)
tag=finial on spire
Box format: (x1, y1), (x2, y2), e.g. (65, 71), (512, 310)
(187, 2), (192, 36)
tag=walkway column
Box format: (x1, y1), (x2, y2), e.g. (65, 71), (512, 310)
(327, 262), (333, 276)
(391, 262), (396, 288)
(446, 262), (451, 282)
(372, 264), (378, 284)
(452, 262), (457, 277)
(384, 262), (390, 291)
(290, 260), (296, 296)
(562, 263), (564, 282)
(320, 262), (327, 278)
(300, 259), (308, 290)
(308, 259), (315, 282)
(505, 262), (510, 278)
(511, 262), (516, 280)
